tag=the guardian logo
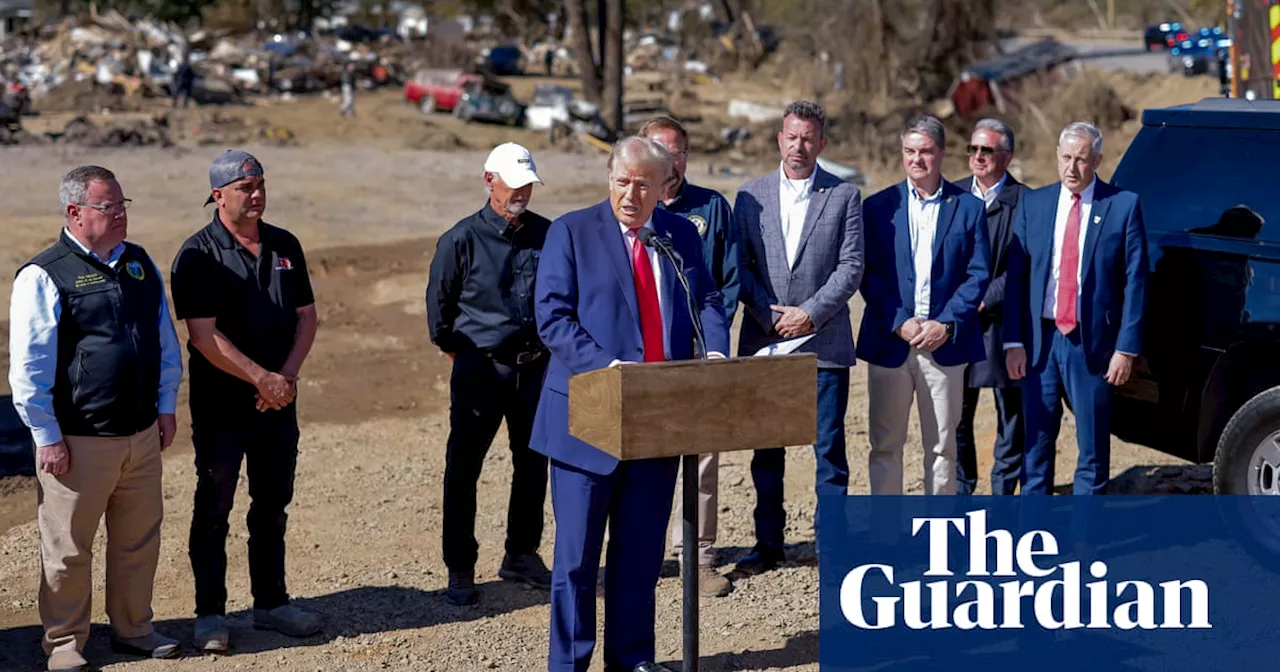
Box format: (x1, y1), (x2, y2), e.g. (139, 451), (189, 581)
(840, 510), (1211, 631)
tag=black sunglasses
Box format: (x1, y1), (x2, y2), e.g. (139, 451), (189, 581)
(966, 144), (1000, 157)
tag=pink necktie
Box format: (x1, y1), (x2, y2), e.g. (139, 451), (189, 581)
(1055, 193), (1082, 334)
(630, 233), (664, 362)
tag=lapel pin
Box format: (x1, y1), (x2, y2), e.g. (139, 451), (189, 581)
(1094, 215), (1102, 223)
(818, 187), (826, 193)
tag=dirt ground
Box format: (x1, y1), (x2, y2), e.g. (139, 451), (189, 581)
(0, 86), (1207, 671)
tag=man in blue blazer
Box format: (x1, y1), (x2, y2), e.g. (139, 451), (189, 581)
(1004, 121), (1147, 495)
(858, 115), (991, 495)
(532, 137), (729, 672)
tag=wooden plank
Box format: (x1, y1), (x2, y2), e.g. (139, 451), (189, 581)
(568, 354), (818, 460)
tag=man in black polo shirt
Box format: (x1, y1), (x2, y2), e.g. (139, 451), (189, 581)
(170, 150), (320, 652)
(426, 142), (552, 606)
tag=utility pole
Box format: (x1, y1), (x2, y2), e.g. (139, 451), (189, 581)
(1230, 0), (1240, 98)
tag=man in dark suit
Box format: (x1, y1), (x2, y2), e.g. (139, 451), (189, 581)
(733, 100), (864, 575)
(1005, 121), (1148, 495)
(532, 136), (729, 672)
(858, 115), (990, 495)
(953, 118), (1027, 495)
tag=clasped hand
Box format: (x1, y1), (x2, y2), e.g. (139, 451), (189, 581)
(897, 317), (948, 352)
(254, 371), (297, 412)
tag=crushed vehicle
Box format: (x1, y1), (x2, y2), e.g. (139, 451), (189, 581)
(453, 77), (524, 126)
(404, 68), (484, 114)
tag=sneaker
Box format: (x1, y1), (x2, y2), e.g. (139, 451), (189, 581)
(498, 553), (552, 589)
(193, 614), (230, 653)
(109, 632), (181, 659)
(446, 571), (478, 606)
(697, 565), (734, 597)
(253, 604), (322, 638)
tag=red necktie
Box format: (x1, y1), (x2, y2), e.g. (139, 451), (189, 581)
(630, 232), (665, 362)
(1055, 192), (1082, 335)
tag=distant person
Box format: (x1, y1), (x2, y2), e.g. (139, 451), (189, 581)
(858, 115), (991, 496)
(639, 115), (739, 598)
(426, 143), (554, 606)
(1004, 121), (1148, 495)
(532, 136), (728, 672)
(171, 150), (321, 653)
(953, 118), (1027, 495)
(9, 165), (183, 672)
(733, 101), (863, 576)
(172, 54), (195, 109)
(339, 62), (356, 117)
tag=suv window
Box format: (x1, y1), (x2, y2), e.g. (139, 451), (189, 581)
(1114, 125), (1278, 241)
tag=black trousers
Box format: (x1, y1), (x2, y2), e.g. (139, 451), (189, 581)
(956, 385), (1024, 496)
(442, 348), (548, 573)
(189, 409), (299, 616)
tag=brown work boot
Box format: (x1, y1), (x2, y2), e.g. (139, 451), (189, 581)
(696, 564), (734, 597)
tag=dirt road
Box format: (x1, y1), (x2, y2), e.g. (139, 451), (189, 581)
(0, 128), (1200, 671)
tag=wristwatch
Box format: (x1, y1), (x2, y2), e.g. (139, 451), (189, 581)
(943, 321), (956, 341)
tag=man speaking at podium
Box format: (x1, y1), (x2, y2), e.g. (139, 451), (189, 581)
(532, 136), (730, 672)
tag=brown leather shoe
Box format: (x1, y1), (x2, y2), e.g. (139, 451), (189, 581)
(698, 565), (734, 597)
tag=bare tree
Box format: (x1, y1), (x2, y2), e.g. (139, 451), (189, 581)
(564, 0), (602, 105)
(602, 0), (625, 135)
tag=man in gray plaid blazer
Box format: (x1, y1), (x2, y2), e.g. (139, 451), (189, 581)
(733, 101), (865, 576)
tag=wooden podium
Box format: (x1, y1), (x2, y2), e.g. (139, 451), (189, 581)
(568, 353), (819, 672)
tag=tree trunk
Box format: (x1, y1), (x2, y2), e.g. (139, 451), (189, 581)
(602, 0), (625, 136)
(565, 0), (602, 105)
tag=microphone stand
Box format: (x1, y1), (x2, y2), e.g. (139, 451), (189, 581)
(642, 229), (706, 672)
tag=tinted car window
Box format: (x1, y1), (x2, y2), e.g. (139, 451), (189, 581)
(1113, 125), (1278, 239)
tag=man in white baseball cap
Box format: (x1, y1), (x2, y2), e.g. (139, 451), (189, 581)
(426, 142), (552, 606)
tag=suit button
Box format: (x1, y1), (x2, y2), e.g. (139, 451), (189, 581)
(636, 348), (643, 355)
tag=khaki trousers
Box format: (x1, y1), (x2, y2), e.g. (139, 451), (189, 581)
(669, 452), (718, 566)
(867, 350), (965, 495)
(36, 421), (163, 656)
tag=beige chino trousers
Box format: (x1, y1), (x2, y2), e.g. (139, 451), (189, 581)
(867, 349), (965, 495)
(669, 452), (718, 566)
(35, 421), (163, 656)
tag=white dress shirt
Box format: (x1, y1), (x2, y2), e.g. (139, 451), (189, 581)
(8, 230), (183, 446)
(971, 172), (1008, 208)
(619, 218), (669, 360)
(778, 162), (816, 268)
(1043, 176), (1096, 320)
(908, 183), (944, 319)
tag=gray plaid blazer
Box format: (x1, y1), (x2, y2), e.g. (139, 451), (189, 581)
(735, 166), (864, 367)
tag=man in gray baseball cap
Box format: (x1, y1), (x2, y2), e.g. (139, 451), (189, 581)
(171, 149), (321, 652)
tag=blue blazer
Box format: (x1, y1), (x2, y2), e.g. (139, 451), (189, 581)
(856, 180), (991, 368)
(531, 200), (730, 475)
(1003, 179), (1148, 375)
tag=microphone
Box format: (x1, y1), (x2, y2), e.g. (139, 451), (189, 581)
(635, 226), (707, 360)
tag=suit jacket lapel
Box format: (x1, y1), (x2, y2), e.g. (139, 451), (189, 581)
(793, 170), (832, 264)
(1033, 184), (1061, 302)
(1082, 180), (1112, 272)
(893, 183), (912, 297)
(760, 172), (788, 296)
(596, 204), (641, 331)
(930, 187), (959, 261)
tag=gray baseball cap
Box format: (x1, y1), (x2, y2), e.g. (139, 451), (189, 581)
(203, 149), (264, 206)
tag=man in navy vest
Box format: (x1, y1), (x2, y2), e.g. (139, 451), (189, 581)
(9, 165), (184, 671)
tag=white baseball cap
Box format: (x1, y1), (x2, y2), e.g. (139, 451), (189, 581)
(484, 142), (544, 189)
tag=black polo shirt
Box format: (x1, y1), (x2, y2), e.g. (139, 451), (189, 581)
(426, 202), (548, 354)
(171, 213), (314, 419)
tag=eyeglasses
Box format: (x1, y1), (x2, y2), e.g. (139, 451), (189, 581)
(966, 144), (1001, 158)
(76, 199), (132, 215)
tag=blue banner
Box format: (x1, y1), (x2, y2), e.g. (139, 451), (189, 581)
(817, 496), (1280, 671)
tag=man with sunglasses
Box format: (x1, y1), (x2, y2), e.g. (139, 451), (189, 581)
(953, 119), (1027, 495)
(9, 165), (184, 671)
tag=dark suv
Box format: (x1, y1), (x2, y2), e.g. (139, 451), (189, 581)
(1110, 97), (1280, 495)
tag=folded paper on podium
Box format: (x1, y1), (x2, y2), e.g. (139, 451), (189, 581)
(568, 354), (818, 461)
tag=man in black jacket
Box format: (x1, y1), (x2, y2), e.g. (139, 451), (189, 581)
(954, 119), (1027, 495)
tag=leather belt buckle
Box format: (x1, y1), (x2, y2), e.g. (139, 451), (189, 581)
(515, 350), (542, 365)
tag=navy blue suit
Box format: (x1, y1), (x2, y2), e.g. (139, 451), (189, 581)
(531, 200), (729, 671)
(857, 181), (991, 369)
(1004, 178), (1147, 494)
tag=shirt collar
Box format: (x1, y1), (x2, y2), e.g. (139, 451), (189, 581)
(972, 172), (1008, 201)
(1061, 175), (1098, 203)
(619, 216), (655, 237)
(481, 201), (519, 236)
(62, 227), (125, 263)
(665, 179), (689, 207)
(909, 180), (945, 205)
(208, 211), (269, 252)
(779, 162), (816, 193)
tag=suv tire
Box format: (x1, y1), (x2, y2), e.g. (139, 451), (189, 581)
(1213, 386), (1280, 495)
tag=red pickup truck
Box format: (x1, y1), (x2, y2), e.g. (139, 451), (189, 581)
(403, 69), (484, 114)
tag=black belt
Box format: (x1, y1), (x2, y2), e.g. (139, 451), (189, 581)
(482, 343), (546, 366)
